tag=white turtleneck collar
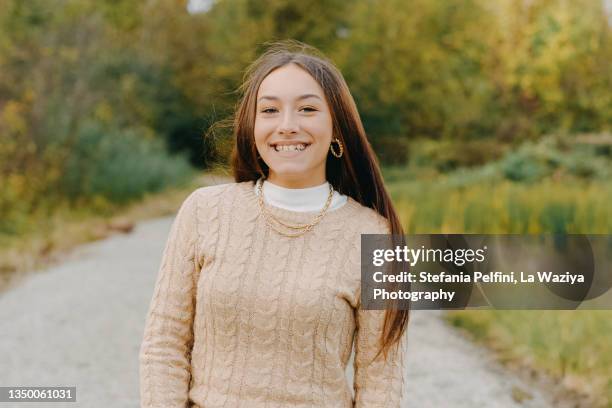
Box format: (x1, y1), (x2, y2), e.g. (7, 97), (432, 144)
(254, 179), (348, 212)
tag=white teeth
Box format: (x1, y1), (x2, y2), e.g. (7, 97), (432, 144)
(274, 144), (307, 152)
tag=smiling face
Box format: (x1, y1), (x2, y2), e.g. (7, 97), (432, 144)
(254, 63), (334, 188)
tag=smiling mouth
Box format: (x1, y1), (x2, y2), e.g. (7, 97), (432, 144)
(269, 143), (311, 152)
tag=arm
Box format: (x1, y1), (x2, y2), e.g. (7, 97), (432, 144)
(352, 214), (408, 407)
(353, 306), (408, 407)
(139, 190), (201, 408)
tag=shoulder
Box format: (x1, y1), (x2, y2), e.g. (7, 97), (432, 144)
(186, 180), (252, 206)
(348, 198), (392, 236)
(173, 182), (251, 244)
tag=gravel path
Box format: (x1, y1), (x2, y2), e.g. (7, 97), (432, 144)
(0, 210), (557, 407)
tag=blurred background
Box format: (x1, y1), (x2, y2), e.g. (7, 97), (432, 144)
(0, 0), (610, 406)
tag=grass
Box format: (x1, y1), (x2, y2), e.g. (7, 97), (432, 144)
(385, 173), (611, 235)
(383, 166), (612, 407)
(446, 310), (612, 407)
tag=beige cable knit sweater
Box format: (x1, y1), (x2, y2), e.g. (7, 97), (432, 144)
(139, 181), (407, 408)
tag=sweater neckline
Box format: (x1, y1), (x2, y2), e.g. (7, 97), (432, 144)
(256, 179), (347, 212)
(241, 180), (362, 224)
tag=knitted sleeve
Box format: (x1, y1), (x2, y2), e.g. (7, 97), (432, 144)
(139, 190), (201, 408)
(352, 214), (408, 407)
(353, 307), (408, 407)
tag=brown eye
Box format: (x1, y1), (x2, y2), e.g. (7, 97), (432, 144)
(261, 108), (277, 113)
(301, 107), (317, 112)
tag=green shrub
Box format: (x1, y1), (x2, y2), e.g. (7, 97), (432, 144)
(61, 121), (194, 205)
(500, 150), (552, 182)
(410, 138), (507, 172)
(499, 135), (611, 182)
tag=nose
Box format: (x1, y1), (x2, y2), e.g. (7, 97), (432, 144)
(278, 111), (299, 135)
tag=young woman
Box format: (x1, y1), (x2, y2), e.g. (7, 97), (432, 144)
(139, 40), (409, 408)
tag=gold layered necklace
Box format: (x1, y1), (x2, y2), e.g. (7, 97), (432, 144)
(256, 178), (334, 238)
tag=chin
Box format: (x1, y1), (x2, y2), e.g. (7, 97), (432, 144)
(265, 160), (307, 173)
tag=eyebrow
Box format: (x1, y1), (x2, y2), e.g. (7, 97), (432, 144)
(257, 94), (323, 103)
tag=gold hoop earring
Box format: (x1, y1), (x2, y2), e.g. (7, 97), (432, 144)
(330, 137), (344, 158)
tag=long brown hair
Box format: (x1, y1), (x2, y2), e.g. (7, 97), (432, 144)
(229, 39), (409, 361)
